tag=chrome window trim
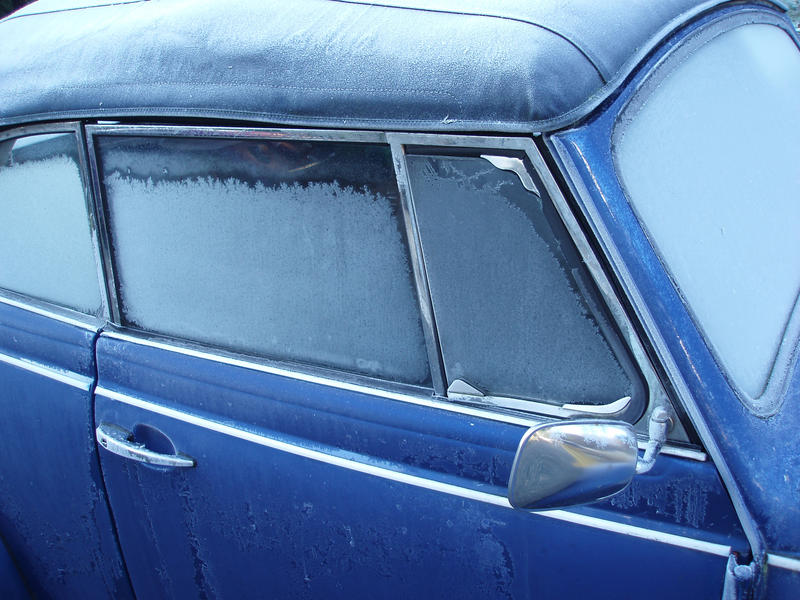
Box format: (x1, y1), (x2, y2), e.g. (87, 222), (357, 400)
(0, 122), (109, 320)
(0, 121), (81, 143)
(390, 139), (447, 396)
(99, 329), (706, 461)
(84, 124), (388, 144)
(74, 124), (111, 321)
(96, 384), (725, 556)
(767, 553), (800, 573)
(0, 349), (94, 391)
(85, 126), (122, 323)
(387, 132), (681, 439)
(0, 289), (102, 331)
(101, 328), (540, 428)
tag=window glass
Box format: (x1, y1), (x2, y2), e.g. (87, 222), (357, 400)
(97, 136), (430, 385)
(0, 132), (101, 314)
(614, 24), (800, 400)
(407, 154), (638, 407)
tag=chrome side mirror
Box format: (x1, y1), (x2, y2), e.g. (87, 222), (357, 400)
(508, 420), (639, 510)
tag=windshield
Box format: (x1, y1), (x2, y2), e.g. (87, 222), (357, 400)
(614, 23), (800, 408)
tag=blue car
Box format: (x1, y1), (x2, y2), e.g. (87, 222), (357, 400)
(0, 0), (798, 598)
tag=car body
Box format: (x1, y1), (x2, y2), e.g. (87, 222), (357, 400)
(0, 0), (799, 598)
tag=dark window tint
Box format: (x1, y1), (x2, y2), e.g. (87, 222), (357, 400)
(0, 133), (101, 314)
(407, 154), (640, 407)
(97, 136), (430, 385)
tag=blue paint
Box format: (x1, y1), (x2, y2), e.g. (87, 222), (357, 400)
(766, 565), (800, 600)
(0, 2), (795, 597)
(95, 335), (742, 598)
(0, 303), (132, 599)
(0, 535), (28, 600)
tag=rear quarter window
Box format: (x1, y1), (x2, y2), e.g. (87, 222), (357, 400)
(0, 132), (102, 315)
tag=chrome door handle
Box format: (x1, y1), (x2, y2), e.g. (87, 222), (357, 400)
(96, 423), (196, 468)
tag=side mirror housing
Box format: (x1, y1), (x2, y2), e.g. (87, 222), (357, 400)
(508, 421), (639, 510)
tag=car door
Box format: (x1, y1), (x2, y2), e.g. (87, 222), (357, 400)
(0, 125), (132, 598)
(90, 125), (748, 599)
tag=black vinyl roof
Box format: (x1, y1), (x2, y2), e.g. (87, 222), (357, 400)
(0, 0), (787, 132)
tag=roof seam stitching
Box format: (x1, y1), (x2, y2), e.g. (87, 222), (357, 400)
(325, 0), (609, 83)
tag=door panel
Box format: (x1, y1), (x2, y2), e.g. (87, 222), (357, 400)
(0, 301), (132, 598)
(0, 531), (27, 599)
(95, 333), (742, 599)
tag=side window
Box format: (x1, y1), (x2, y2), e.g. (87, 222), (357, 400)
(406, 153), (644, 415)
(0, 132), (102, 315)
(96, 135), (430, 386)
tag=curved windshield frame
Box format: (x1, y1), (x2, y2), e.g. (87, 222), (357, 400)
(613, 16), (800, 413)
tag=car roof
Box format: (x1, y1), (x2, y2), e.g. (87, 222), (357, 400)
(0, 0), (787, 133)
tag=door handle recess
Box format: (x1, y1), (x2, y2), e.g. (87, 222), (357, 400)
(96, 423), (196, 468)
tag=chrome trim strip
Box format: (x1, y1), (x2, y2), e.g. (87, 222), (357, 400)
(767, 554), (800, 573)
(0, 292), (101, 331)
(84, 124), (122, 323)
(100, 330), (705, 460)
(101, 330), (543, 428)
(389, 138), (447, 396)
(660, 445), (707, 461)
(85, 124), (388, 144)
(76, 124), (111, 321)
(0, 121), (81, 143)
(0, 351), (93, 390)
(96, 386), (729, 557)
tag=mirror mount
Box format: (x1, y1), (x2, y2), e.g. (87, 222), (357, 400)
(507, 407), (675, 510)
(635, 406), (673, 475)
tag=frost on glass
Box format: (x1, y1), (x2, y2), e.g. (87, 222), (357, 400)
(407, 155), (633, 405)
(99, 137), (429, 385)
(0, 133), (101, 314)
(615, 24), (800, 399)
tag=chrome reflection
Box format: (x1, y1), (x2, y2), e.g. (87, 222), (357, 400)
(508, 421), (638, 510)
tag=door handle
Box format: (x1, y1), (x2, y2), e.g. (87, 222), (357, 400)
(96, 423), (196, 468)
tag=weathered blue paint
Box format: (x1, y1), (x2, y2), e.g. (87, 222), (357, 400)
(0, 302), (133, 599)
(549, 0), (800, 574)
(95, 334), (744, 599)
(0, 535), (28, 600)
(766, 565), (800, 599)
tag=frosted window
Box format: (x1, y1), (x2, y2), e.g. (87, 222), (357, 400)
(0, 133), (101, 314)
(615, 24), (800, 398)
(407, 155), (637, 406)
(98, 136), (429, 385)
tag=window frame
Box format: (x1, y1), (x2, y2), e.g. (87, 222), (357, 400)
(82, 123), (701, 458)
(0, 121), (109, 324)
